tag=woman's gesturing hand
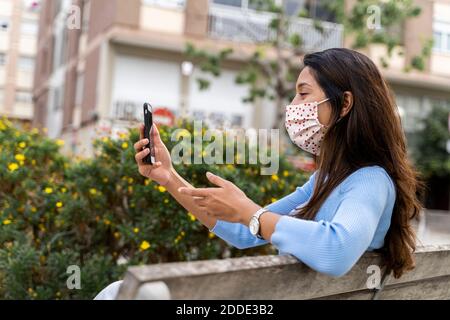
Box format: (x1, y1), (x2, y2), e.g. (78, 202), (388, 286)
(178, 172), (261, 225)
(134, 124), (173, 186)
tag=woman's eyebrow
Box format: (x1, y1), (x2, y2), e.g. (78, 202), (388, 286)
(296, 82), (311, 91)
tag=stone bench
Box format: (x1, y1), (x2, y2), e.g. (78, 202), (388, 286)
(116, 244), (450, 300)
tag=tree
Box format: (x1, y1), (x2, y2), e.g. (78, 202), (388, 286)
(414, 103), (450, 210)
(185, 0), (424, 129)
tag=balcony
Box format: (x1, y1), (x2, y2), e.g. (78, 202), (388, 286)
(208, 5), (343, 51)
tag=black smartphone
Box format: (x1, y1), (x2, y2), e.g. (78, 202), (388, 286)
(143, 103), (156, 165)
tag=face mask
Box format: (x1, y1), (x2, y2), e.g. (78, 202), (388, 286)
(285, 98), (330, 156)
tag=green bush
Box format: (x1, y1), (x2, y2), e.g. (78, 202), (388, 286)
(0, 117), (309, 299)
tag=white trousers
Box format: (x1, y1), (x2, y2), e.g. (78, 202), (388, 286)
(94, 280), (123, 300)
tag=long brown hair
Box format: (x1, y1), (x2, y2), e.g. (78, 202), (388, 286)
(294, 48), (424, 278)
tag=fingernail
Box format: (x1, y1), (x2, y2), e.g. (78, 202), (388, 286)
(143, 139), (149, 144)
(206, 172), (213, 178)
(144, 148), (150, 154)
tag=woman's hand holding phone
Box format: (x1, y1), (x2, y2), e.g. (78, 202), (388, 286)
(134, 123), (173, 186)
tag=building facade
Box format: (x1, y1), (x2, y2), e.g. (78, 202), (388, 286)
(31, 1), (450, 151)
(31, 0), (344, 154)
(0, 0), (39, 123)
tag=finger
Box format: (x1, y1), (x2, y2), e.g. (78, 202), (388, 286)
(152, 124), (163, 145)
(178, 187), (213, 197)
(135, 150), (162, 168)
(206, 172), (230, 188)
(139, 123), (145, 140)
(135, 148), (150, 163)
(134, 138), (149, 152)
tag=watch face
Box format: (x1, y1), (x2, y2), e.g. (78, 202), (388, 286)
(249, 218), (259, 235)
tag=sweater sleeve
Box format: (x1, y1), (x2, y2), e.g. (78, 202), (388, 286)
(270, 169), (394, 277)
(209, 171), (317, 249)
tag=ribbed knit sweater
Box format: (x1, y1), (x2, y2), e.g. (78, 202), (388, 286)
(210, 165), (396, 277)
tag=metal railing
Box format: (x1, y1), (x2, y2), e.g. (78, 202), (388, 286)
(208, 5), (343, 51)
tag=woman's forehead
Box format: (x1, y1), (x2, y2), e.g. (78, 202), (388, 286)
(297, 67), (318, 89)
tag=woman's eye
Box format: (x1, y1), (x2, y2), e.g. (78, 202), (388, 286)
(299, 93), (308, 97)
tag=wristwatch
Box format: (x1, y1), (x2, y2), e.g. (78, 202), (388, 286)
(249, 207), (269, 239)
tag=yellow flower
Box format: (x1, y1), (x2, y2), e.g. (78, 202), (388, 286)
(2, 219), (12, 225)
(103, 219), (111, 225)
(31, 207), (37, 213)
(119, 132), (128, 139)
(271, 174), (279, 182)
(15, 154), (25, 161)
(208, 232), (215, 239)
(102, 137), (109, 143)
(31, 128), (39, 135)
(31, 159), (36, 166)
(8, 163), (19, 172)
(56, 202), (63, 208)
(18, 142), (26, 148)
(271, 197), (278, 203)
(61, 187), (67, 193)
(187, 212), (196, 222)
(128, 177), (134, 184)
(158, 186), (167, 193)
(164, 198), (169, 204)
(113, 232), (121, 239)
(56, 139), (65, 146)
(283, 170), (289, 177)
(139, 240), (151, 251)
(133, 227), (139, 233)
(145, 179), (151, 186)
(44, 187), (53, 194)
(121, 142), (128, 149)
(89, 188), (97, 195)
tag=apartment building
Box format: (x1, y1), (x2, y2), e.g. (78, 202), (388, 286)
(32, 0), (450, 151)
(31, 0), (343, 153)
(0, 0), (40, 122)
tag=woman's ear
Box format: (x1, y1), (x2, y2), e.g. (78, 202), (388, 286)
(340, 91), (354, 118)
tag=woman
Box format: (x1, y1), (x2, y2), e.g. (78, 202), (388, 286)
(95, 48), (423, 299)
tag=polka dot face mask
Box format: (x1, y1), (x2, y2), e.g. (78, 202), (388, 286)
(285, 98), (330, 156)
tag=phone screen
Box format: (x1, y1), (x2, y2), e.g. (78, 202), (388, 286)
(143, 103), (156, 164)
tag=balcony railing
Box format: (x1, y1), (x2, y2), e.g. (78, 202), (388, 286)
(208, 5), (343, 52)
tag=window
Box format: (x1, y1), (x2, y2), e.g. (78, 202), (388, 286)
(213, 0), (242, 7)
(18, 56), (35, 71)
(142, 0), (185, 8)
(0, 53), (6, 65)
(75, 73), (84, 106)
(82, 0), (90, 33)
(433, 20), (450, 53)
(15, 90), (33, 104)
(21, 20), (38, 35)
(52, 85), (64, 111)
(0, 17), (9, 31)
(434, 31), (442, 50)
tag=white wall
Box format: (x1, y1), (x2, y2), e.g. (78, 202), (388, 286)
(110, 53), (255, 129)
(111, 54), (181, 120)
(189, 69), (253, 128)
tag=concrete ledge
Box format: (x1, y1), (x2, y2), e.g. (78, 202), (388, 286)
(116, 244), (450, 300)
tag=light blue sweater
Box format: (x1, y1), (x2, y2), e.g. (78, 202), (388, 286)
(210, 165), (396, 277)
